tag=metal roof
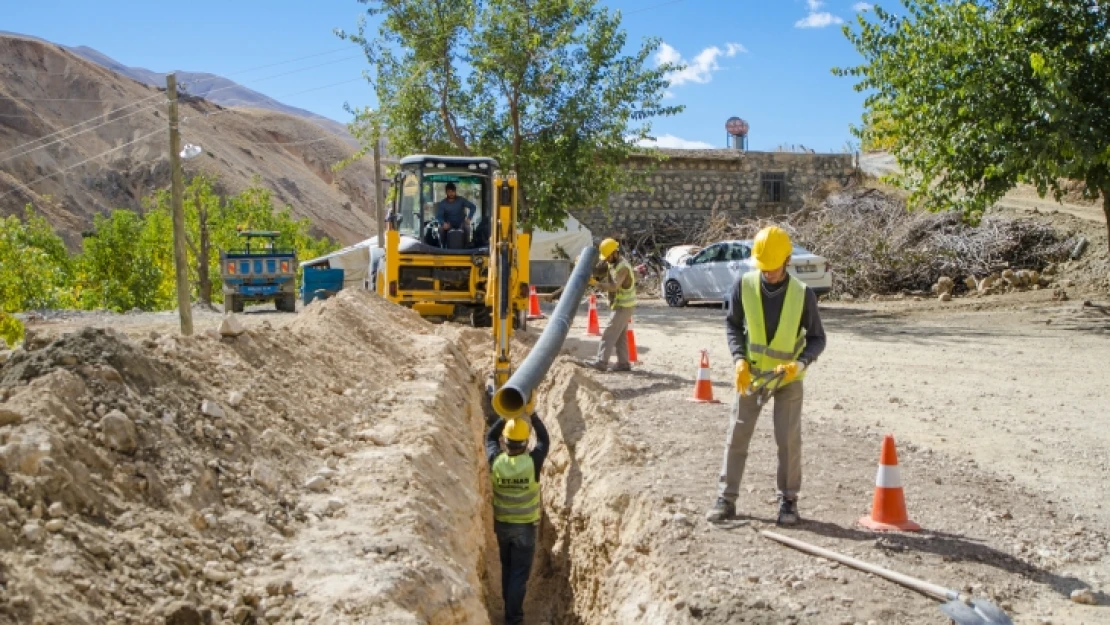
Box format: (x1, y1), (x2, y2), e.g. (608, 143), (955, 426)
(398, 154), (500, 169)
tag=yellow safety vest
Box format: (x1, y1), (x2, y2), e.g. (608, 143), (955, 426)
(611, 260), (636, 309)
(491, 453), (541, 524)
(741, 271), (807, 385)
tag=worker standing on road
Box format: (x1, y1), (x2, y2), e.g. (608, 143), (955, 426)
(580, 238), (636, 372)
(486, 415), (550, 625)
(706, 226), (826, 526)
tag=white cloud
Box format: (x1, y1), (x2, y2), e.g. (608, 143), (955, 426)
(796, 0), (844, 28)
(795, 11), (844, 28)
(637, 134), (716, 150)
(655, 41), (745, 88)
(852, 2), (872, 11)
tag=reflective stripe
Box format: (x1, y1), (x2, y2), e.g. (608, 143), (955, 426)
(696, 366), (711, 381)
(748, 339), (805, 361)
(496, 490), (537, 504)
(875, 464), (902, 488)
(494, 504), (540, 516)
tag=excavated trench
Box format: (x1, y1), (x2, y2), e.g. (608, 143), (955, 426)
(450, 327), (676, 625)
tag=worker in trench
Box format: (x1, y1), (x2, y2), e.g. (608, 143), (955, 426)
(706, 226), (826, 526)
(579, 237), (636, 372)
(486, 414), (551, 625)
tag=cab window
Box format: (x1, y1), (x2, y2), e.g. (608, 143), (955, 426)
(398, 170), (421, 236)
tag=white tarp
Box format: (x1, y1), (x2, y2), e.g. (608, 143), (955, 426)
(299, 241), (372, 289)
(530, 214), (593, 261)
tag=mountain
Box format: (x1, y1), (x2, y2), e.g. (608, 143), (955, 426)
(0, 34), (388, 249)
(0, 31), (357, 145)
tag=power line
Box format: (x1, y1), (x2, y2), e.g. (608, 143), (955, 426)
(0, 93), (164, 159)
(0, 127), (164, 201)
(0, 103), (161, 164)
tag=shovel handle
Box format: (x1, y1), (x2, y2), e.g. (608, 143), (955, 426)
(761, 531), (958, 603)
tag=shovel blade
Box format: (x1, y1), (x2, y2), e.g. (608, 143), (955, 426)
(939, 598), (1014, 625)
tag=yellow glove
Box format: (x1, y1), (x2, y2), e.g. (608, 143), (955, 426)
(735, 360), (752, 395)
(774, 361), (806, 383)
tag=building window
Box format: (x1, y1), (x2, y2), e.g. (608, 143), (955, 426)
(761, 172), (786, 203)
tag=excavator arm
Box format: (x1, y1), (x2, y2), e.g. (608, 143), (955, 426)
(488, 172), (531, 414)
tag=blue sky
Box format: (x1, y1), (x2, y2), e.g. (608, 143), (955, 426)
(5, 0), (876, 153)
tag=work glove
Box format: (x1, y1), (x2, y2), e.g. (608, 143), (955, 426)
(774, 361), (806, 383)
(735, 360), (752, 395)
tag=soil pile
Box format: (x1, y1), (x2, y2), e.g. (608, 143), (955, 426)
(0, 290), (492, 625)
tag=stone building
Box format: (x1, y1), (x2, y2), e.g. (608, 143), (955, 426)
(574, 148), (857, 239)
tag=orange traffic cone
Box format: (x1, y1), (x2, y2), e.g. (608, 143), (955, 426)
(626, 318), (640, 365)
(686, 350), (720, 403)
(527, 286), (544, 320)
(585, 293), (601, 336)
(859, 435), (921, 531)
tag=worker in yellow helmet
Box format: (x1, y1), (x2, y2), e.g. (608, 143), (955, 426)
(485, 414), (550, 625)
(579, 237), (636, 372)
(707, 226), (826, 526)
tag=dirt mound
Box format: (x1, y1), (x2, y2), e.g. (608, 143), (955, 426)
(0, 290), (493, 625)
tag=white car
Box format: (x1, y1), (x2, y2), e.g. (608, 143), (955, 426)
(661, 239), (832, 307)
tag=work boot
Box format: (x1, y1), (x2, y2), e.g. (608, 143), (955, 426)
(578, 359), (607, 372)
(611, 363), (632, 372)
(705, 497), (735, 523)
(777, 499), (800, 526)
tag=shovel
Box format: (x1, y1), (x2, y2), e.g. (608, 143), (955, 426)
(761, 531), (1014, 625)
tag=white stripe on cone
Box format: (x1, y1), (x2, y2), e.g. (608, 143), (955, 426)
(696, 367), (711, 381)
(875, 464), (902, 488)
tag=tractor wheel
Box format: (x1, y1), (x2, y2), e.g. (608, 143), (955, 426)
(471, 307), (492, 328)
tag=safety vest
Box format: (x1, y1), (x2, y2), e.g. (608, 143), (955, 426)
(741, 271), (807, 385)
(611, 260), (636, 309)
(491, 453), (541, 524)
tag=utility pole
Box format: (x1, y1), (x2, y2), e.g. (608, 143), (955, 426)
(372, 124), (385, 237)
(167, 74), (194, 335)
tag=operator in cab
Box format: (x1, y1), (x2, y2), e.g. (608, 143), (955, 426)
(486, 415), (550, 625)
(435, 182), (477, 238)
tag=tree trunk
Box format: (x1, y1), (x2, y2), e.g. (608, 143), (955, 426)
(1103, 190), (1110, 253)
(197, 196), (212, 306)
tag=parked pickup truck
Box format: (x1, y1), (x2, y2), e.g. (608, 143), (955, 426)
(219, 230), (297, 313)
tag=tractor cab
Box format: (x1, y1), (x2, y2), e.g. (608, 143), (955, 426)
(391, 155), (497, 252)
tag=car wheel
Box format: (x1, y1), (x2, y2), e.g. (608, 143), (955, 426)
(664, 280), (687, 308)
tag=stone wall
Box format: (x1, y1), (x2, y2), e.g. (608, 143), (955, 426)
(574, 149), (857, 240)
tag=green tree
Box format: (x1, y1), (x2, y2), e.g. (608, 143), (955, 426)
(0, 207), (76, 346)
(338, 0), (682, 232)
(835, 0), (1110, 246)
(78, 210), (166, 311)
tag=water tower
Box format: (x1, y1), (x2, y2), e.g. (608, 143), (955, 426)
(725, 116), (749, 150)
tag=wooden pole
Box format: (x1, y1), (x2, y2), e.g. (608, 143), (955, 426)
(167, 74), (194, 335)
(372, 125), (385, 237)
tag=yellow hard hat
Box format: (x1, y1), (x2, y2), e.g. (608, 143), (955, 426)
(751, 226), (792, 271)
(599, 238), (619, 259)
(503, 418), (531, 442)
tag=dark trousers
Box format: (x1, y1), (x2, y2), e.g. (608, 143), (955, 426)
(495, 520), (536, 625)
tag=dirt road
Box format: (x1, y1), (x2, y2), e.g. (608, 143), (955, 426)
(546, 295), (1110, 624)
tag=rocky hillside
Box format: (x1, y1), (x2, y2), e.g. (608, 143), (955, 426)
(0, 34), (385, 249)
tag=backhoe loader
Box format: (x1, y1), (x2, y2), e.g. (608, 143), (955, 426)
(374, 154), (531, 395)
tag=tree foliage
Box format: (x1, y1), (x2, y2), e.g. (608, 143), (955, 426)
(0, 207), (76, 346)
(0, 178), (340, 342)
(835, 0), (1110, 245)
(338, 0), (683, 232)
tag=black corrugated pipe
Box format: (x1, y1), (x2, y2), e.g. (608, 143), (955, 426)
(491, 245), (599, 419)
